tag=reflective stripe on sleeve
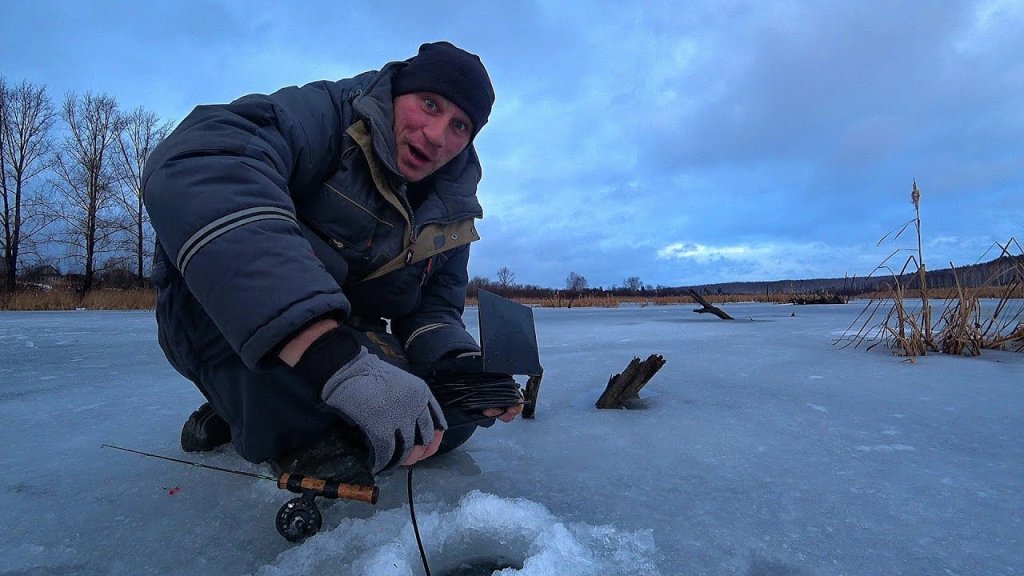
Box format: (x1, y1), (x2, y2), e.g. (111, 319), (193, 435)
(403, 323), (445, 349)
(176, 207), (297, 274)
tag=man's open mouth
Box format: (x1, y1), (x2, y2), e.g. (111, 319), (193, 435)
(408, 144), (431, 164)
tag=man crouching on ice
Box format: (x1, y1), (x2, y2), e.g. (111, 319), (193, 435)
(143, 41), (521, 483)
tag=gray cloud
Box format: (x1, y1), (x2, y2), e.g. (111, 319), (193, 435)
(3, 0), (1020, 287)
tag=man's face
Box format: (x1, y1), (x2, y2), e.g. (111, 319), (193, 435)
(392, 92), (473, 183)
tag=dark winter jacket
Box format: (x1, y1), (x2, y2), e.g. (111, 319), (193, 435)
(143, 61), (483, 378)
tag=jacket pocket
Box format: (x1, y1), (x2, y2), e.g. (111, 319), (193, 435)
(301, 177), (391, 268)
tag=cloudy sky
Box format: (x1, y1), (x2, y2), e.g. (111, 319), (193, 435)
(3, 1), (1021, 289)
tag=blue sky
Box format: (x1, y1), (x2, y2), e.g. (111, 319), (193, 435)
(3, 1), (1021, 289)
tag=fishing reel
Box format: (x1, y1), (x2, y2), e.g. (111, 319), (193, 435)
(276, 493), (323, 542)
(273, 473), (378, 542)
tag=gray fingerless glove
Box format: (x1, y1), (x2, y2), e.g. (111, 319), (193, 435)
(320, 347), (447, 474)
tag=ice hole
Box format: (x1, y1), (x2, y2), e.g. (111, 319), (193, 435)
(404, 491), (548, 575)
(429, 529), (527, 575)
(436, 554), (524, 576)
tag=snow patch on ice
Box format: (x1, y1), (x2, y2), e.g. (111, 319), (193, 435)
(6, 543), (77, 573)
(256, 491), (660, 576)
(831, 325), (893, 346)
(854, 444), (916, 453)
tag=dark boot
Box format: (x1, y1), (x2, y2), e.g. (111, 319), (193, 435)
(268, 427), (374, 486)
(180, 402), (231, 453)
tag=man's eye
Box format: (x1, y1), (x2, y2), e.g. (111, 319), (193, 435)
(453, 119), (469, 133)
(423, 98), (437, 111)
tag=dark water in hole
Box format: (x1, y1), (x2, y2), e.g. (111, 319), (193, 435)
(438, 555), (523, 576)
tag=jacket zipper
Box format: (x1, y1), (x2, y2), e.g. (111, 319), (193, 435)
(398, 183), (418, 265)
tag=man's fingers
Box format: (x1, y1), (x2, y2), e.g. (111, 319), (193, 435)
(482, 404), (523, 422)
(422, 429), (444, 459)
(402, 444), (426, 466)
(402, 429), (445, 466)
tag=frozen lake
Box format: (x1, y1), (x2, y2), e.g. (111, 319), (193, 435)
(1, 303), (1021, 575)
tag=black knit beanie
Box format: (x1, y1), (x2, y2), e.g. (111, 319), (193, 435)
(392, 41), (495, 136)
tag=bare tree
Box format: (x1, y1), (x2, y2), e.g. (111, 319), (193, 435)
(1, 78), (57, 291)
(113, 106), (173, 287)
(566, 271), (588, 292)
(563, 271), (588, 307)
(623, 276), (643, 293)
(467, 275), (492, 298)
(496, 266), (516, 290)
(50, 92), (123, 295)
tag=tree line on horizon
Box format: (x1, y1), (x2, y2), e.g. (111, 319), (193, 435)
(465, 255), (1024, 302)
(5, 77), (1020, 302)
(1, 76), (173, 295)
(0, 77), (679, 300)
(0, 76), (695, 301)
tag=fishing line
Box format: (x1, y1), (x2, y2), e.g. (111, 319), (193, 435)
(102, 444), (276, 480)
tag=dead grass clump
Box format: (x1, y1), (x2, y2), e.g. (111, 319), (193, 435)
(936, 275), (984, 356)
(857, 285), (1024, 300)
(2, 288), (82, 310)
(931, 238), (1024, 355)
(1, 288), (156, 310)
(536, 295), (621, 308)
(838, 180), (1023, 357)
(687, 293), (797, 304)
(80, 289), (157, 310)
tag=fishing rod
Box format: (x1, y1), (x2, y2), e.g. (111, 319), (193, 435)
(104, 443), (436, 575)
(101, 443), (378, 542)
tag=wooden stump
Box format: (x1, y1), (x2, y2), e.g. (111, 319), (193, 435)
(595, 354), (666, 409)
(688, 289), (734, 320)
(522, 373), (543, 419)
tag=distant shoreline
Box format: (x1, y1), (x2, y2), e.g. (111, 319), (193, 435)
(3, 286), (1020, 312)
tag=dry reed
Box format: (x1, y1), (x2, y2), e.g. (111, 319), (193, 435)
(838, 180), (1023, 356)
(2, 288), (156, 311)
